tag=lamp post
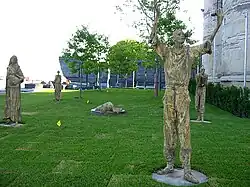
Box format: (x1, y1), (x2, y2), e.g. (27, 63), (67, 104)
(243, 11), (248, 88)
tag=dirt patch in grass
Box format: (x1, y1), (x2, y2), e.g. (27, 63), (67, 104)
(22, 112), (38, 115)
(52, 160), (83, 174)
(95, 133), (112, 139)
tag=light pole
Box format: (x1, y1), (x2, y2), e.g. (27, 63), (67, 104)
(243, 11), (248, 88)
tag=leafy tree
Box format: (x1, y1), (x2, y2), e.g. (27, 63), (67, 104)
(107, 40), (154, 87)
(115, 0), (196, 45)
(116, 0), (199, 94)
(61, 25), (109, 85)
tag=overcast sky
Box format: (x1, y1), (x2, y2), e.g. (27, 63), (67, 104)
(0, 0), (203, 81)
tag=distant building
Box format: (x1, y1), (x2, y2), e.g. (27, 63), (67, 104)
(59, 57), (166, 88)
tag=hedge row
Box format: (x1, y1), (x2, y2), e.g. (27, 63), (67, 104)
(188, 79), (250, 118)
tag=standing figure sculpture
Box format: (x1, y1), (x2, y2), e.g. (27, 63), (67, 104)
(149, 8), (223, 184)
(54, 71), (62, 101)
(195, 67), (208, 121)
(3, 55), (24, 124)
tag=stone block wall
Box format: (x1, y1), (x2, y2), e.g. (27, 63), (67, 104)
(203, 0), (250, 87)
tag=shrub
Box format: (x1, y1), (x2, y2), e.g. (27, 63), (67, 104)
(188, 79), (250, 118)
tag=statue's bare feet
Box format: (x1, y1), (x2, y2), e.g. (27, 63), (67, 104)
(196, 114), (201, 121)
(184, 172), (199, 184)
(156, 166), (174, 175)
(196, 117), (201, 121)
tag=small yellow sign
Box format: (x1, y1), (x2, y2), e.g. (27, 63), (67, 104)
(57, 120), (61, 127)
(87, 100), (89, 104)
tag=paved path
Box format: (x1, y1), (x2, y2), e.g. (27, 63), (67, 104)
(0, 89), (34, 95)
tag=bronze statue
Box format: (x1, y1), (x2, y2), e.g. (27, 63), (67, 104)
(3, 55), (24, 124)
(93, 102), (124, 114)
(54, 71), (62, 101)
(149, 9), (224, 184)
(195, 67), (208, 121)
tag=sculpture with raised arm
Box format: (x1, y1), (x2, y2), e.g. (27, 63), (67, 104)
(149, 8), (224, 184)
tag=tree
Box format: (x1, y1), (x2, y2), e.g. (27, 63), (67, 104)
(61, 25), (109, 86)
(115, 0), (196, 45)
(116, 0), (197, 95)
(107, 40), (153, 87)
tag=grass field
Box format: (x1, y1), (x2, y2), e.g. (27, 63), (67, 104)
(0, 89), (249, 187)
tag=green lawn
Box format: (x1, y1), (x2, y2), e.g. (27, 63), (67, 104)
(0, 89), (249, 187)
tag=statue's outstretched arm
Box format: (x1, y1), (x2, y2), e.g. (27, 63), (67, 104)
(190, 9), (224, 58)
(209, 9), (224, 43)
(148, 4), (168, 59)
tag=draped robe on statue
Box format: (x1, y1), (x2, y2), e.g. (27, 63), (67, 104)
(4, 56), (24, 123)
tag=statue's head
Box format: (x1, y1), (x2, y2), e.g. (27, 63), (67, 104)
(173, 29), (185, 45)
(9, 55), (18, 65)
(57, 71), (60, 74)
(201, 67), (205, 74)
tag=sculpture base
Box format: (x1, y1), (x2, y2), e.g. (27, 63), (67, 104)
(0, 123), (23, 127)
(190, 120), (211, 124)
(152, 168), (208, 186)
(91, 108), (126, 116)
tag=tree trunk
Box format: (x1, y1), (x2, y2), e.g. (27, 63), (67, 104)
(97, 71), (100, 87)
(116, 75), (119, 87)
(159, 66), (162, 90)
(132, 71), (135, 88)
(125, 73), (128, 88)
(154, 66), (159, 97)
(86, 74), (89, 88)
(107, 69), (111, 88)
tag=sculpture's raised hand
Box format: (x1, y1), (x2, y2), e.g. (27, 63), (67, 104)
(209, 9), (224, 42)
(149, 2), (160, 45)
(216, 9), (224, 26)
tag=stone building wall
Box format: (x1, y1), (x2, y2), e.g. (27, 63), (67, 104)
(203, 0), (250, 87)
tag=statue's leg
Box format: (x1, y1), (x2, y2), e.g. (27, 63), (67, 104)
(13, 88), (19, 123)
(54, 90), (57, 100)
(59, 90), (62, 100)
(4, 88), (10, 122)
(200, 88), (206, 121)
(195, 88), (201, 120)
(9, 87), (19, 123)
(195, 88), (198, 111)
(55, 86), (60, 101)
(56, 88), (60, 101)
(176, 88), (199, 184)
(157, 89), (177, 175)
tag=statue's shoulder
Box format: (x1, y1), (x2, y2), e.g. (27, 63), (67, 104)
(196, 73), (201, 77)
(185, 44), (191, 50)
